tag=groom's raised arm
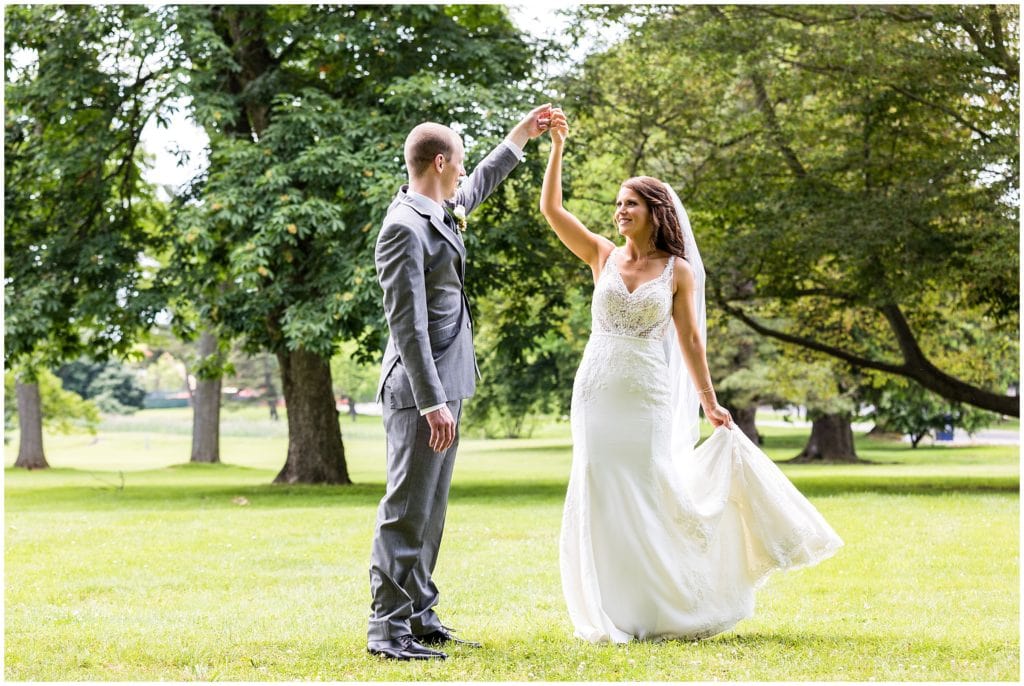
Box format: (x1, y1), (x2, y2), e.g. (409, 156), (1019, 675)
(375, 221), (446, 410)
(452, 143), (523, 214)
(454, 103), (551, 213)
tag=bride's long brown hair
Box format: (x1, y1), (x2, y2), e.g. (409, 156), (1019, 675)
(620, 176), (687, 259)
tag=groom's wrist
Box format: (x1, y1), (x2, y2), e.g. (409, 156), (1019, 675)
(505, 118), (538, 152)
(419, 403), (446, 416)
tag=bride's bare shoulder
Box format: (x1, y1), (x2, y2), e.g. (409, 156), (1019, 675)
(673, 255), (694, 278)
(671, 256), (695, 293)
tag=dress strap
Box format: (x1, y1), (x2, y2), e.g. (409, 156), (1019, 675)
(598, 247), (619, 278)
(664, 255), (676, 279)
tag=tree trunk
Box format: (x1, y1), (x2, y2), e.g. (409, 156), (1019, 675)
(734, 404), (762, 445)
(14, 381), (48, 469)
(273, 347), (351, 484)
(262, 353), (279, 421)
(190, 329), (221, 464)
(791, 413), (860, 463)
(210, 7), (345, 482)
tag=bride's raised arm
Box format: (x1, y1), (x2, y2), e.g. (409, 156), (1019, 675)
(539, 108), (614, 277)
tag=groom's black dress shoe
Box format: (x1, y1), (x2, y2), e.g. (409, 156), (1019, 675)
(367, 635), (447, 660)
(418, 626), (482, 648)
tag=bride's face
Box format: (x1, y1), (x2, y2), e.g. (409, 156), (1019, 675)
(614, 187), (652, 238)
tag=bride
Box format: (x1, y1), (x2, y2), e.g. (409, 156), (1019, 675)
(539, 108), (843, 643)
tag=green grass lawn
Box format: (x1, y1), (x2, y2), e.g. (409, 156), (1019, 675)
(4, 409), (1019, 680)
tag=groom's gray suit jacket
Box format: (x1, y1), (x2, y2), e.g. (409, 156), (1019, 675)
(375, 143), (522, 411)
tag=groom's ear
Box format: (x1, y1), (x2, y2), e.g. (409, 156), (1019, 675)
(432, 153), (446, 174)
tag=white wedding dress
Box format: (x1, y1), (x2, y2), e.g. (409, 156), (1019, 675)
(560, 247), (843, 644)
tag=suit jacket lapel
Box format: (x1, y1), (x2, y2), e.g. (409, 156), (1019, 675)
(431, 212), (467, 286)
(428, 213), (465, 256)
(396, 187), (467, 267)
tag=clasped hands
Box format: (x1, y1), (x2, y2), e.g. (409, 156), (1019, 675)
(504, 103), (571, 148)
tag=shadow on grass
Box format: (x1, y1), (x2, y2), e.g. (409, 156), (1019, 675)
(453, 476), (1018, 499)
(760, 433), (825, 454)
(463, 442), (573, 456)
(707, 630), (837, 648)
(6, 468), (1017, 513)
(453, 433), (1008, 468)
(309, 628), (1013, 681)
(706, 628), (1015, 657)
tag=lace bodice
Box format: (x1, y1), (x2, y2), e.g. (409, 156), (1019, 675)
(592, 249), (676, 339)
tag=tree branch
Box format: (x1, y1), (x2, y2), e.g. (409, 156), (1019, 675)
(750, 73), (808, 178)
(746, 6), (864, 26)
(985, 7), (1019, 79)
(876, 7), (936, 23)
(718, 294), (1019, 416)
(717, 296), (908, 376)
(771, 54), (997, 141)
(880, 303), (1018, 415)
(628, 129), (650, 177)
(957, 10), (1019, 80)
(885, 84), (994, 142)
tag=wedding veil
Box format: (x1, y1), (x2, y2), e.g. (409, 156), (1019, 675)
(663, 184), (707, 455)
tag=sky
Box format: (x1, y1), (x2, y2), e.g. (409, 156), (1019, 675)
(140, 3), (588, 195)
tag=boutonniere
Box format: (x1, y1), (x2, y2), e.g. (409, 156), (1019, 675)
(450, 204), (467, 233)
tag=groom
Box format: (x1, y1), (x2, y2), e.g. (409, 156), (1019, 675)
(368, 104), (552, 661)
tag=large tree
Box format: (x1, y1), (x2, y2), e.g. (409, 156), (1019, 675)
(4, 5), (182, 466)
(565, 4), (1019, 417)
(169, 5), (550, 483)
(4, 369), (101, 469)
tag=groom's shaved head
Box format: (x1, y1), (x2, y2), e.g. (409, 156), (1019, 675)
(405, 123), (461, 177)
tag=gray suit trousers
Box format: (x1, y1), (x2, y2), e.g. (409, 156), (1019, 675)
(367, 397), (462, 640)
